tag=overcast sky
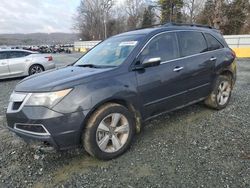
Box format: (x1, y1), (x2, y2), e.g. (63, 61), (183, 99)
(0, 0), (81, 34)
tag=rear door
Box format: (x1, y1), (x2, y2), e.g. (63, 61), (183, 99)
(135, 32), (189, 118)
(0, 52), (10, 78)
(8, 51), (31, 76)
(204, 32), (226, 67)
(176, 31), (216, 103)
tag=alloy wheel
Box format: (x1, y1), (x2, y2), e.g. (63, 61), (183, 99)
(217, 81), (231, 106)
(30, 65), (43, 75)
(96, 113), (130, 153)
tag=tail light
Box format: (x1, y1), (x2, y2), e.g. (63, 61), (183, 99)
(231, 49), (236, 58)
(45, 56), (53, 61)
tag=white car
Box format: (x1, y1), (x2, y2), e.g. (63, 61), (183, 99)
(0, 49), (55, 79)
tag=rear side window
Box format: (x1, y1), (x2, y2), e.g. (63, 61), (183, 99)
(178, 31), (207, 57)
(23, 52), (32, 56)
(0, 52), (8, 60)
(141, 32), (179, 62)
(204, 33), (224, 51)
(9, 51), (28, 59)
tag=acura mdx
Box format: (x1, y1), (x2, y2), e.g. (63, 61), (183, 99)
(6, 23), (237, 160)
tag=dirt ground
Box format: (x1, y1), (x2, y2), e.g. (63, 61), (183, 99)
(0, 57), (249, 188)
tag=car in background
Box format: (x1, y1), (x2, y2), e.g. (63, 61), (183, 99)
(0, 49), (55, 79)
(38, 45), (72, 54)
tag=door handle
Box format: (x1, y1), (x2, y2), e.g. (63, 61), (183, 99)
(173, 66), (184, 72)
(210, 57), (217, 61)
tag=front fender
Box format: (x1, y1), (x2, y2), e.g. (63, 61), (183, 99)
(53, 71), (140, 114)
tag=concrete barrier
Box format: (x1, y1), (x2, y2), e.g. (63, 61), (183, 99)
(224, 35), (250, 58)
(74, 41), (101, 53)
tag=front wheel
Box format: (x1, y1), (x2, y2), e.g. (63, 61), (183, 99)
(205, 75), (232, 110)
(83, 103), (136, 160)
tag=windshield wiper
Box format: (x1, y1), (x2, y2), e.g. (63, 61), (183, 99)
(76, 64), (117, 68)
(76, 64), (99, 68)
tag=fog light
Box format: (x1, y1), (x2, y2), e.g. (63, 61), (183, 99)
(14, 123), (50, 136)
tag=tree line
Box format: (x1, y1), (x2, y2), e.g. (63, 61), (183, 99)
(74, 0), (250, 40)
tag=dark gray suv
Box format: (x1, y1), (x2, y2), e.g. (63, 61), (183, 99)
(6, 23), (237, 160)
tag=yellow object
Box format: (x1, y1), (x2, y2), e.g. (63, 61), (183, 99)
(74, 47), (87, 52)
(232, 48), (250, 58)
(81, 48), (87, 53)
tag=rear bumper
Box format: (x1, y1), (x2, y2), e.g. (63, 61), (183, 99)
(44, 61), (56, 70)
(6, 106), (87, 150)
(232, 59), (237, 88)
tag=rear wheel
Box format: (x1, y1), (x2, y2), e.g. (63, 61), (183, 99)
(205, 75), (232, 110)
(83, 103), (135, 160)
(29, 64), (44, 75)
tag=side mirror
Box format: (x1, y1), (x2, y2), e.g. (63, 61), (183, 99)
(142, 57), (161, 68)
(132, 57), (161, 71)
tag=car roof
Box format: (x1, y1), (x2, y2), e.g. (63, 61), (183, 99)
(0, 49), (37, 53)
(115, 23), (220, 37)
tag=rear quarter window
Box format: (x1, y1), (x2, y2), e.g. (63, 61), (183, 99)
(177, 31), (207, 57)
(204, 33), (224, 51)
(0, 52), (8, 60)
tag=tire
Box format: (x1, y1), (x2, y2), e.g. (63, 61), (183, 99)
(205, 75), (232, 110)
(29, 64), (44, 75)
(83, 103), (136, 160)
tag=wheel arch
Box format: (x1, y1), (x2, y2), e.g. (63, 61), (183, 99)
(83, 98), (142, 135)
(218, 69), (235, 86)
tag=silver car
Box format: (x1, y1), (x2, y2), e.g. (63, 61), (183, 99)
(0, 49), (55, 79)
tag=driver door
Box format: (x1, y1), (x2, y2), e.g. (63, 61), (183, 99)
(135, 32), (189, 118)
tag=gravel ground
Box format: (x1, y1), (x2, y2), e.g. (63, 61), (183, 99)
(0, 58), (249, 188)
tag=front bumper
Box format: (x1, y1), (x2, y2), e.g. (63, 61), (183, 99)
(6, 105), (87, 150)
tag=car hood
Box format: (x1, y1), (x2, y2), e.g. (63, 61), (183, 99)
(15, 66), (113, 92)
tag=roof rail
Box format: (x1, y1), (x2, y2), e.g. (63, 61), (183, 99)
(163, 22), (216, 29)
(135, 23), (163, 30)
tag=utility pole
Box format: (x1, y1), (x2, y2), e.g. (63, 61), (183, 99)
(104, 19), (107, 39)
(170, 2), (175, 22)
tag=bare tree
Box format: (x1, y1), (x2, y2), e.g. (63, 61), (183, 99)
(125, 0), (146, 29)
(74, 0), (114, 40)
(183, 0), (205, 23)
(73, 0), (250, 39)
(213, 0), (224, 29)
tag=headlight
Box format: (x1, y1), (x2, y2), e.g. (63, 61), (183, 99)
(25, 88), (72, 108)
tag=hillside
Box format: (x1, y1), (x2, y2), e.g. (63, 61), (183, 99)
(0, 33), (79, 46)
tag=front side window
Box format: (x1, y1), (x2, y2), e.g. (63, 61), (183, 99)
(0, 52), (8, 60)
(140, 32), (179, 62)
(205, 33), (224, 51)
(74, 35), (143, 67)
(178, 31), (207, 57)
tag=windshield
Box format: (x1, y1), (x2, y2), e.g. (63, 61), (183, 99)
(74, 35), (143, 67)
